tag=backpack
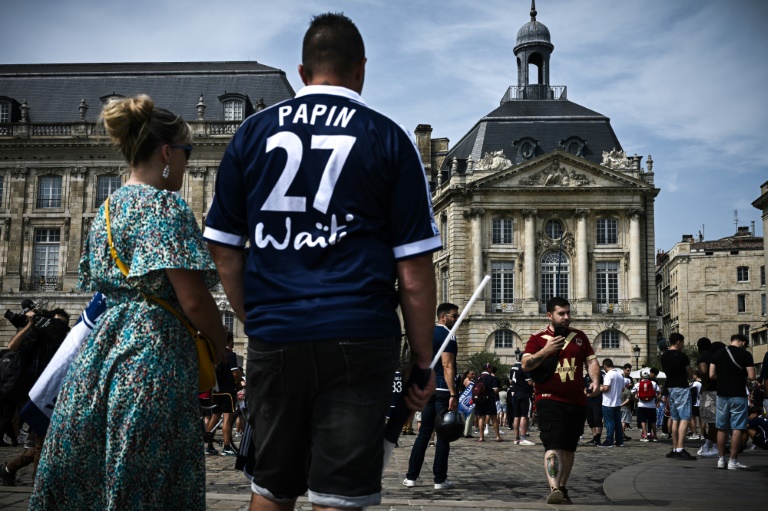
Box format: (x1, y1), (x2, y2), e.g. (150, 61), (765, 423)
(0, 349), (28, 400)
(471, 375), (489, 403)
(637, 379), (656, 402)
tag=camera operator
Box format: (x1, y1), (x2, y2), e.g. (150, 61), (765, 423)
(1, 307), (69, 486)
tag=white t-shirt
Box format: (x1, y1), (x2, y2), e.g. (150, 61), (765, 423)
(602, 368), (627, 407)
(631, 379), (660, 408)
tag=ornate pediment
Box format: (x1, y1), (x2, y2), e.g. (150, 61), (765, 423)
(518, 161), (591, 187)
(601, 148), (633, 170)
(536, 230), (574, 254)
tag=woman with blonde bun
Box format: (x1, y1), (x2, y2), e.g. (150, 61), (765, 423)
(30, 95), (227, 510)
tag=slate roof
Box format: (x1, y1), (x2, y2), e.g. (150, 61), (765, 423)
(442, 98), (622, 169)
(0, 62), (295, 123)
(690, 233), (764, 252)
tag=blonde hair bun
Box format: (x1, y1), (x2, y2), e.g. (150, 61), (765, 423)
(101, 94), (154, 144)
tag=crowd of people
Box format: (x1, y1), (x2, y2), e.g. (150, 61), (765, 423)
(0, 10), (766, 511)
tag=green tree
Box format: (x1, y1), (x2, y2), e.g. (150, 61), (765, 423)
(463, 351), (511, 387)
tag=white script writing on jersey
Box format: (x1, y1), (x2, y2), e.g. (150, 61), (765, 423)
(255, 214), (355, 250)
(278, 104), (356, 128)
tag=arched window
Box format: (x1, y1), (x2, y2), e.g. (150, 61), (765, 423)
(495, 329), (514, 349)
(601, 330), (620, 349)
(541, 251), (569, 303)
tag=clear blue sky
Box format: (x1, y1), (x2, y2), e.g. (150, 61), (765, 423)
(2, 0), (766, 252)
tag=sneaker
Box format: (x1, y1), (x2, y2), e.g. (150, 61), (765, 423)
(623, 435), (632, 441)
(598, 441), (614, 448)
(697, 446), (718, 457)
(547, 488), (564, 504)
(717, 457), (727, 469)
(615, 443), (624, 447)
(205, 446), (218, 455)
(0, 463), (15, 487)
(666, 450), (676, 458)
(561, 486), (573, 505)
(640, 437), (649, 442)
(221, 445), (237, 456)
(519, 439), (536, 446)
(434, 479), (455, 490)
(676, 449), (696, 460)
(402, 478), (417, 487)
(728, 460), (749, 470)
(514, 437), (521, 445)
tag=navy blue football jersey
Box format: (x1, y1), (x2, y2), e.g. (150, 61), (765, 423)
(204, 85), (441, 342)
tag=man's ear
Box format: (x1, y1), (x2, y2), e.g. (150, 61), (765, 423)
(298, 64), (310, 86)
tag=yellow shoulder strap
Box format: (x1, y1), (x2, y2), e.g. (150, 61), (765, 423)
(103, 197), (197, 338)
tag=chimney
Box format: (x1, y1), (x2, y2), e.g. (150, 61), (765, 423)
(682, 234), (694, 243)
(736, 226), (750, 236)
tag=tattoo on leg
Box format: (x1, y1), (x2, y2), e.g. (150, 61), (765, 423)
(547, 453), (559, 478)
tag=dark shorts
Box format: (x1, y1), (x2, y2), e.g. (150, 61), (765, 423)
(212, 391), (236, 414)
(512, 395), (531, 418)
(246, 336), (397, 508)
(637, 406), (656, 426)
(692, 406), (700, 417)
(586, 400), (603, 428)
(537, 399), (586, 452)
(475, 398), (498, 417)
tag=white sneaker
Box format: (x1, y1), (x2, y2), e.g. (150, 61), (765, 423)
(519, 438), (536, 446)
(484, 426), (489, 435)
(402, 478), (417, 487)
(434, 479), (455, 490)
(717, 457), (727, 469)
(728, 460), (749, 470)
(699, 447), (719, 458)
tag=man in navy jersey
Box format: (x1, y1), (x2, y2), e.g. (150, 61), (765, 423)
(204, 12), (439, 511)
(404, 303), (459, 490)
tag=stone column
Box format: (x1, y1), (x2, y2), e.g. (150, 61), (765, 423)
(463, 208), (485, 289)
(628, 209), (643, 300)
(575, 209), (589, 300)
(522, 209), (537, 300)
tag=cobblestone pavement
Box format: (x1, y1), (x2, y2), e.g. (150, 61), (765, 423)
(2, 426), (767, 510)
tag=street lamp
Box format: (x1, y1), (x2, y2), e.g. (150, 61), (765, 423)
(633, 345), (641, 368)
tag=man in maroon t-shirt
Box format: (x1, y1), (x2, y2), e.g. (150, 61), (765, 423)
(523, 297), (599, 505)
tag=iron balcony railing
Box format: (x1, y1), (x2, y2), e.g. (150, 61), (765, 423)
(20, 274), (63, 292)
(486, 299), (524, 313)
(501, 85), (567, 103)
(36, 198), (62, 209)
(592, 300), (630, 314)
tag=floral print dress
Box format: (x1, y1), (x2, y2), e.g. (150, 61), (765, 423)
(30, 185), (218, 510)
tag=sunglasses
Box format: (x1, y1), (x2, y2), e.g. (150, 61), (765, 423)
(170, 144), (193, 161)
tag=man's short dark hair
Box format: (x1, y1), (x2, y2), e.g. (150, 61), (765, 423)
(50, 308), (70, 322)
(731, 333), (749, 346)
(546, 296), (570, 313)
(650, 367), (659, 376)
(669, 332), (684, 345)
(711, 341), (726, 352)
(623, 363), (632, 370)
(302, 12), (365, 81)
(696, 337), (711, 352)
(436, 302), (458, 318)
(602, 358), (614, 368)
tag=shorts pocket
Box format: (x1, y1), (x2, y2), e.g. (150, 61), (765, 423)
(339, 338), (397, 405)
(246, 348), (284, 419)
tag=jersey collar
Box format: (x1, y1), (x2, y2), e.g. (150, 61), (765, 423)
(295, 85), (367, 106)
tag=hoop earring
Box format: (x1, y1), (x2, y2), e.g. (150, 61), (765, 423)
(162, 165), (170, 179)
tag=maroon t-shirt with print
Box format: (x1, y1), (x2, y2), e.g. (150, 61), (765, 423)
(524, 326), (596, 406)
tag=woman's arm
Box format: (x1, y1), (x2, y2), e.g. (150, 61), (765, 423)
(166, 268), (227, 361)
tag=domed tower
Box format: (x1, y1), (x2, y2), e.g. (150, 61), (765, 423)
(515, 0), (554, 99)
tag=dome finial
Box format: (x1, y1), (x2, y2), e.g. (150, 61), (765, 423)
(530, 0), (537, 21)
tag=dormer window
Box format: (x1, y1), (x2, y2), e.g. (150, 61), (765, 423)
(219, 93), (249, 121)
(224, 100), (243, 121)
(0, 101), (9, 123)
(559, 136), (587, 157)
(513, 136), (539, 162)
(99, 93), (125, 105)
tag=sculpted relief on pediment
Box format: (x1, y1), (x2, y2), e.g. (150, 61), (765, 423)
(518, 161), (591, 187)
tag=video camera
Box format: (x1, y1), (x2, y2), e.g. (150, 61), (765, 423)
(4, 298), (70, 343)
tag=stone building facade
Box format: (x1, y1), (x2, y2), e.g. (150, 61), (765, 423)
(750, 180), (768, 374)
(414, 5), (659, 369)
(0, 62), (295, 358)
(656, 229), (766, 352)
